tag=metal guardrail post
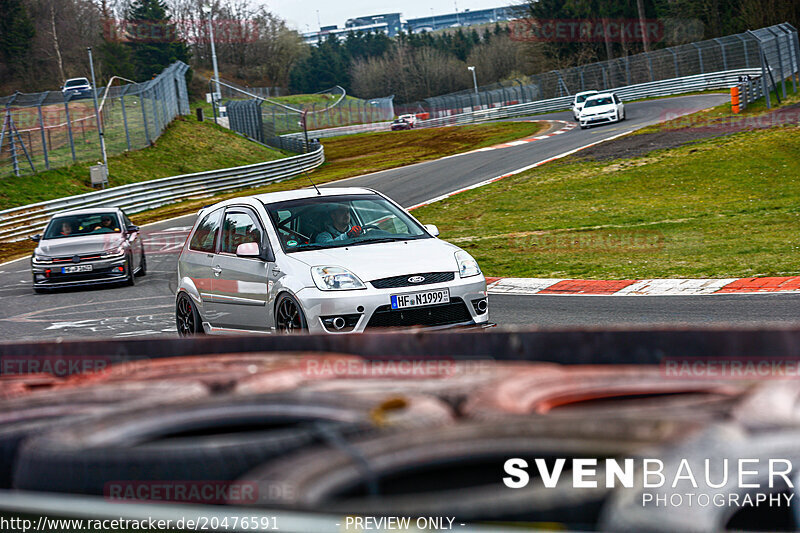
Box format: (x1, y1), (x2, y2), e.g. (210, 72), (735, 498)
(766, 28), (787, 99)
(749, 30), (772, 109)
(140, 86), (151, 145)
(668, 48), (679, 77)
(35, 94), (49, 170)
(714, 38), (728, 70)
(736, 35), (750, 68)
(62, 98), (77, 162)
(692, 43), (704, 73)
(120, 92), (132, 151)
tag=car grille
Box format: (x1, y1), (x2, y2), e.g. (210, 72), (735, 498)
(370, 272), (455, 289)
(51, 253), (104, 263)
(366, 298), (472, 329)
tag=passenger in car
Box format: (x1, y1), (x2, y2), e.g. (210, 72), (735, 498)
(315, 204), (363, 243)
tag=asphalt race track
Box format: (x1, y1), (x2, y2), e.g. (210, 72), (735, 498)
(2, 93), (798, 340)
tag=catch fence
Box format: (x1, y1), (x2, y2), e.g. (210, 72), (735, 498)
(0, 62), (190, 179)
(396, 23), (799, 118)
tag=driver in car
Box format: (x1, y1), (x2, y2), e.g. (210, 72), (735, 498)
(315, 204), (363, 243)
(92, 215), (119, 232)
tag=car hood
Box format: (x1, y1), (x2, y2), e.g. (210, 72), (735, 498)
(38, 234), (124, 257)
(289, 238), (462, 281)
(581, 104), (616, 115)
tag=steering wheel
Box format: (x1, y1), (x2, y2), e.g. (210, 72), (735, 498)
(361, 224), (381, 232)
(281, 227), (311, 243)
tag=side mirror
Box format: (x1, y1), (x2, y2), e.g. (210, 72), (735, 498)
(30, 234), (41, 242)
(126, 225), (139, 233)
(236, 242), (261, 258)
(424, 224), (440, 237)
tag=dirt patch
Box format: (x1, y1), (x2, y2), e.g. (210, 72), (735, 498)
(575, 103), (800, 162)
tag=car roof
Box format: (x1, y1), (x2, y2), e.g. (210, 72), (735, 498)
(576, 90), (598, 96)
(248, 187), (375, 205)
(65, 78), (89, 83)
(50, 207), (121, 218)
(586, 93), (615, 100)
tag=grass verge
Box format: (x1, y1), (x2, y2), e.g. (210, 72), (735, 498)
(0, 117), (287, 209)
(0, 121), (546, 263)
(412, 124), (800, 279)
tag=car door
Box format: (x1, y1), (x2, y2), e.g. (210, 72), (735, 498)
(207, 207), (273, 331)
(182, 208), (223, 313)
(615, 94), (624, 119)
(120, 211), (142, 271)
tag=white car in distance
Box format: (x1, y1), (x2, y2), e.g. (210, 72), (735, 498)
(578, 93), (625, 129)
(572, 90), (599, 120)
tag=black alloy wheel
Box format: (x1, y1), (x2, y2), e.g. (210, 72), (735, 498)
(176, 293), (202, 336)
(275, 294), (307, 334)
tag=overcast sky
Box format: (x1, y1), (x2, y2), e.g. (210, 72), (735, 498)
(264, 0), (518, 33)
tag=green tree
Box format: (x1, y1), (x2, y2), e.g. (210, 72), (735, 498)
(0, 0), (35, 76)
(125, 0), (189, 80)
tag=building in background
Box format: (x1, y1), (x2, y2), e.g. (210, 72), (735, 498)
(301, 6), (523, 45)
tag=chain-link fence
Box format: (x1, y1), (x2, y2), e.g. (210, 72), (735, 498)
(0, 62), (190, 178)
(214, 80), (395, 152)
(396, 23), (798, 117)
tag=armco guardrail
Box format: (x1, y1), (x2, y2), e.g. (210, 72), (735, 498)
(0, 146), (324, 242)
(283, 121), (392, 141)
(416, 68), (761, 128)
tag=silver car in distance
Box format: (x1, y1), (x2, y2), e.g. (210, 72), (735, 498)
(30, 207), (146, 292)
(175, 187), (489, 335)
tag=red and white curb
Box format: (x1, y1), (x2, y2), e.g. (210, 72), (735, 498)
(485, 277), (800, 296)
(462, 120), (577, 153)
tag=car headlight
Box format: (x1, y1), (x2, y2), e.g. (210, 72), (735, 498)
(311, 266), (366, 291)
(33, 253), (52, 264)
(101, 245), (125, 258)
(455, 250), (481, 278)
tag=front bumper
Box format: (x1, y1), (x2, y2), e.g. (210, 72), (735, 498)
(295, 275), (489, 334)
(31, 256), (129, 289)
(580, 112), (618, 127)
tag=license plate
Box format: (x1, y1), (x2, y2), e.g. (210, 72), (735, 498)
(61, 264), (93, 273)
(391, 289), (450, 309)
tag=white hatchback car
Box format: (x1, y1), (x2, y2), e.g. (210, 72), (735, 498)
(572, 90), (598, 120)
(579, 93), (625, 128)
(175, 188), (489, 335)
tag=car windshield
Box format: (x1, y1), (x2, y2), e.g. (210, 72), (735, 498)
(576, 93), (596, 103)
(265, 194), (429, 252)
(65, 79), (88, 87)
(43, 212), (121, 239)
(584, 97), (613, 107)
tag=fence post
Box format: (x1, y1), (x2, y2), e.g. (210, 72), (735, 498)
(781, 24), (799, 90)
(714, 38), (728, 70)
(736, 34), (750, 68)
(140, 86), (151, 145)
(63, 98), (77, 162)
(36, 94), (49, 170)
(766, 28), (787, 99)
(120, 93), (131, 151)
(601, 64), (609, 90)
(749, 30), (772, 109)
(646, 52), (654, 81)
(152, 85), (162, 135)
(692, 43), (704, 73)
(668, 48), (679, 77)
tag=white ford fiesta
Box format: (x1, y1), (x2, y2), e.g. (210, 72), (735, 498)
(175, 187), (490, 335)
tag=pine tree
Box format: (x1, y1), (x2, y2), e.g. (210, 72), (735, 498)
(0, 0), (35, 76)
(125, 0), (189, 80)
